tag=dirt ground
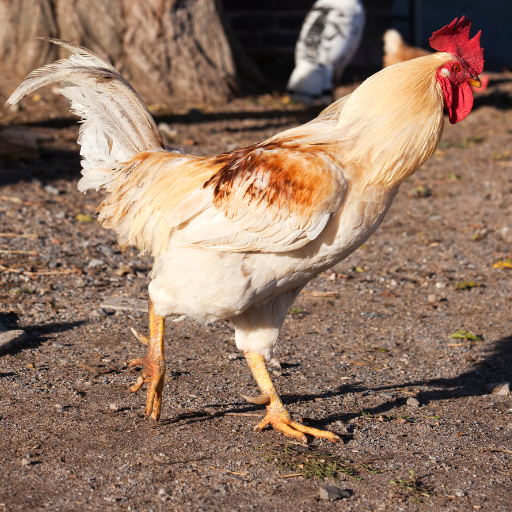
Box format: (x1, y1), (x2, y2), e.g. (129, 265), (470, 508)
(0, 75), (511, 512)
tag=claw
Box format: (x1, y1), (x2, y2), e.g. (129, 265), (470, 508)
(241, 393), (270, 405)
(130, 326), (148, 345)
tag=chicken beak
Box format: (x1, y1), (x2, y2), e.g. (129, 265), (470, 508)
(467, 76), (482, 88)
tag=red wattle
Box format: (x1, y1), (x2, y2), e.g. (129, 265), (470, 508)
(438, 77), (474, 124)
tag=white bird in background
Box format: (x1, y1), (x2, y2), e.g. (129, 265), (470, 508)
(287, 0), (366, 104)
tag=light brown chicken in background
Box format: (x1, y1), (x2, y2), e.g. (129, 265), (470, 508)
(6, 17), (484, 444)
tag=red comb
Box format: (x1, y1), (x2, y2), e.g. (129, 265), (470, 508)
(429, 17), (484, 75)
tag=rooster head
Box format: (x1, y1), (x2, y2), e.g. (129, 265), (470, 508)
(429, 17), (484, 124)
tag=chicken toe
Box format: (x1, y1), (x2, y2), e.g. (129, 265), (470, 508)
(245, 352), (340, 443)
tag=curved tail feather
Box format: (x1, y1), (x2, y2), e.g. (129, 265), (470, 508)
(6, 37), (165, 184)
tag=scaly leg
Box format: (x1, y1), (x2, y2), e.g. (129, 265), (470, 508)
(244, 352), (340, 443)
(128, 299), (165, 421)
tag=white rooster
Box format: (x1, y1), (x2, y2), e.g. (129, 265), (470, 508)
(287, 0), (366, 104)
(7, 17), (483, 443)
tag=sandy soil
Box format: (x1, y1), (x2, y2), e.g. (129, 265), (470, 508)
(0, 76), (511, 511)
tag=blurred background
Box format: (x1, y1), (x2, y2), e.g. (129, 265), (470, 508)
(0, 0), (510, 107)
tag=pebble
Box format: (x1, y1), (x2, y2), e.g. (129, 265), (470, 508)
(91, 308), (107, 318)
(319, 485), (352, 501)
(44, 184), (60, 195)
(0, 329), (27, 352)
(109, 403), (121, 412)
(488, 382), (510, 396)
(427, 294), (438, 304)
(158, 488), (169, 502)
(100, 297), (147, 312)
(21, 454), (32, 466)
(158, 123), (178, 140)
(52, 342), (64, 348)
(454, 490), (465, 497)
(406, 397), (420, 407)
(88, 258), (106, 268)
(96, 244), (116, 256)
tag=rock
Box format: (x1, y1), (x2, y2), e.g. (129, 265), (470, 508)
(0, 330), (27, 353)
(21, 454), (32, 466)
(100, 297), (148, 313)
(52, 342), (64, 348)
(102, 496), (119, 503)
(227, 353), (240, 360)
(158, 488), (170, 502)
(488, 382), (510, 396)
(109, 403), (121, 412)
(158, 123), (178, 140)
(91, 308), (107, 318)
(406, 397), (420, 407)
(319, 485), (352, 501)
(454, 490), (465, 497)
(96, 244), (116, 256)
(88, 258), (106, 268)
(115, 264), (135, 276)
(269, 358), (281, 369)
(44, 184), (60, 195)
(427, 294), (438, 304)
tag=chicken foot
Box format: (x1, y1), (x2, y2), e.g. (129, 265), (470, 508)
(244, 352), (340, 444)
(128, 299), (166, 421)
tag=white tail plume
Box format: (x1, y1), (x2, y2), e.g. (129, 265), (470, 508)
(6, 38), (165, 191)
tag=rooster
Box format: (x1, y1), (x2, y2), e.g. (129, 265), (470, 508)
(287, 0), (365, 104)
(7, 17), (483, 443)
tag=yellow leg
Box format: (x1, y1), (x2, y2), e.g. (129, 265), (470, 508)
(244, 352), (341, 443)
(128, 299), (166, 421)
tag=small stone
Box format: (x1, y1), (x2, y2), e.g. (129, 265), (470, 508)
(158, 488), (169, 502)
(427, 294), (438, 304)
(454, 490), (465, 497)
(109, 403), (121, 412)
(21, 454), (32, 466)
(88, 258), (105, 268)
(227, 353), (240, 360)
(406, 397), (420, 407)
(100, 297), (147, 312)
(52, 342), (64, 348)
(381, 392), (394, 399)
(0, 330), (27, 353)
(115, 265), (134, 276)
(269, 358), (281, 369)
(96, 244), (115, 256)
(103, 496), (119, 503)
(158, 123), (178, 140)
(44, 184), (60, 195)
(91, 308), (107, 318)
(319, 485), (352, 501)
(488, 382), (510, 396)
(54, 404), (64, 413)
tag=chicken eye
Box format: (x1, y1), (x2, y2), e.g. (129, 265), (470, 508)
(452, 64), (461, 72)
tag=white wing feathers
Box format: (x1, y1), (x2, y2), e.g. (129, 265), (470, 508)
(169, 145), (348, 253)
(6, 38), (164, 191)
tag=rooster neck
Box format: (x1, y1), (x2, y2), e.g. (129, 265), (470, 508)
(332, 52), (454, 189)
